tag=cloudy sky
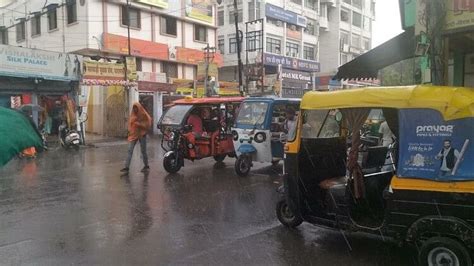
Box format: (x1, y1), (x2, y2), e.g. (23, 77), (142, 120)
(372, 0), (404, 47)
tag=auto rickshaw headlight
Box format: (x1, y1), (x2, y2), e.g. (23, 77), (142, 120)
(232, 130), (239, 141)
(254, 132), (266, 143)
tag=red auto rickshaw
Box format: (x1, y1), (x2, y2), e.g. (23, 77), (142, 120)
(158, 96), (244, 173)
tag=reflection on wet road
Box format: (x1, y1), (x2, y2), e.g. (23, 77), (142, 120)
(0, 138), (416, 265)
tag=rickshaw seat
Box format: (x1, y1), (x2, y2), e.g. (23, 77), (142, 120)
(319, 176), (347, 190)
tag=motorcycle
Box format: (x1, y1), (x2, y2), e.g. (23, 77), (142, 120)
(59, 123), (81, 151)
(162, 125), (191, 173)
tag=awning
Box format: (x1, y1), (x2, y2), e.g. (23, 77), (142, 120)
(334, 27), (416, 80)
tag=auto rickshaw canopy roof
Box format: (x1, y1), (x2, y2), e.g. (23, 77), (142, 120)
(301, 85), (474, 120)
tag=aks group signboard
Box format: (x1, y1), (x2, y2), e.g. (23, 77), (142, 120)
(281, 69), (312, 83)
(0, 44), (82, 81)
(263, 53), (320, 72)
(265, 3), (307, 27)
(398, 109), (474, 181)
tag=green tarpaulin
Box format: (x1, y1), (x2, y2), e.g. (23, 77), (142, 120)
(0, 107), (43, 167)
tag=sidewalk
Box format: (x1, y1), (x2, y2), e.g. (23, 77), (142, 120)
(85, 133), (162, 148)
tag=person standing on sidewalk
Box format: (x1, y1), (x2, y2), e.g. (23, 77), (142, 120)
(121, 102), (152, 173)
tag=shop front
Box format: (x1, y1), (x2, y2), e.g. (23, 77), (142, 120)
(0, 45), (82, 135)
(263, 53), (320, 98)
(81, 60), (134, 137)
(137, 71), (176, 134)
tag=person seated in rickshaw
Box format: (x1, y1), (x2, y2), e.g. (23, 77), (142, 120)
(283, 107), (297, 140)
(187, 108), (204, 137)
(202, 107), (219, 134)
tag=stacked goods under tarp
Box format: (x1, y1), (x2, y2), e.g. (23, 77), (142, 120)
(0, 107), (43, 167)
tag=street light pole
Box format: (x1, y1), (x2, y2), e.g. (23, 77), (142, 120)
(233, 0), (244, 96)
(126, 0), (131, 56)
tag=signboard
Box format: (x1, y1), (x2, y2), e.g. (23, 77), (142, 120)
(0, 44), (82, 81)
(281, 69), (312, 83)
(263, 53), (320, 72)
(281, 88), (308, 98)
(137, 0), (168, 8)
(176, 47), (223, 66)
(286, 28), (302, 40)
(398, 109), (474, 181)
(83, 61), (125, 80)
(137, 71), (167, 83)
(185, 0), (213, 23)
(103, 33), (168, 60)
(126, 56), (137, 81)
(265, 3), (307, 27)
(444, 0), (474, 33)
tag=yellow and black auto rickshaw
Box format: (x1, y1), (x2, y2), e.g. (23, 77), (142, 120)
(276, 85), (474, 266)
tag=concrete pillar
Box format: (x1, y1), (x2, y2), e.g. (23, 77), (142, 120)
(31, 93), (39, 127)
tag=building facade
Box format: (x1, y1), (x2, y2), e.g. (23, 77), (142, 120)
(216, 0), (321, 97)
(0, 0), (221, 135)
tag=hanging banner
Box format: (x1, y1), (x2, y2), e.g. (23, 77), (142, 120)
(126, 56), (137, 81)
(398, 109), (474, 181)
(444, 0), (474, 33)
(0, 44), (82, 81)
(185, 0), (213, 23)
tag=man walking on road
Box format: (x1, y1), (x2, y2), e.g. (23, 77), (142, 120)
(121, 102), (152, 173)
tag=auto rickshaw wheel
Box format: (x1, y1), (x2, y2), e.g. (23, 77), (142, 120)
(235, 155), (251, 177)
(276, 199), (303, 228)
(418, 237), (471, 266)
(163, 153), (182, 174)
(213, 155), (226, 162)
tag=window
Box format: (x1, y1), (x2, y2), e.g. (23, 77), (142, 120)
(229, 8), (243, 24)
(229, 36), (237, 53)
(305, 0), (318, 11)
(136, 58), (142, 71)
(341, 8), (350, 22)
(340, 31), (349, 45)
(286, 23), (298, 32)
(218, 38), (225, 54)
(286, 42), (299, 57)
(290, 0), (302, 5)
(301, 110), (341, 139)
(343, 0), (351, 4)
(266, 37), (281, 54)
(31, 15), (41, 36)
(304, 18), (317, 35)
(47, 8), (58, 31)
(246, 31), (261, 51)
(371, 1), (376, 16)
(363, 38), (370, 50)
(340, 53), (348, 65)
(319, 4), (327, 17)
(303, 45), (315, 60)
(0, 28), (8, 44)
(267, 17), (283, 27)
(16, 21), (25, 42)
(248, 1), (261, 21)
(162, 62), (178, 78)
(217, 10), (224, 26)
(352, 34), (360, 48)
(352, 12), (362, 27)
(121, 6), (141, 29)
(161, 16), (177, 36)
(194, 24), (207, 42)
(363, 16), (371, 31)
(66, 0), (77, 24)
(352, 0), (362, 8)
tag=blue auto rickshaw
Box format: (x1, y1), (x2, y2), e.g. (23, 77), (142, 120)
(232, 97), (300, 176)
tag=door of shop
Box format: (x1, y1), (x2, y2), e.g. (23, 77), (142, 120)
(105, 88), (128, 137)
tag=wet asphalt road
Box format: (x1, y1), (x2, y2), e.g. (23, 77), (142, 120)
(0, 137), (417, 265)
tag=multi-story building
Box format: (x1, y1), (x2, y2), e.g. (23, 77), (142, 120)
(0, 0), (221, 135)
(317, 0), (376, 89)
(217, 0), (321, 98)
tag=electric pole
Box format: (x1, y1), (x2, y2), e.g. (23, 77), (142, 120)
(233, 0), (244, 96)
(203, 44), (216, 97)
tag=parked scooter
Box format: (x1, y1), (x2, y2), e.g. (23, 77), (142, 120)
(59, 122), (80, 151)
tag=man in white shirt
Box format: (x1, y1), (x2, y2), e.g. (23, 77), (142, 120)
(378, 120), (395, 147)
(284, 107), (297, 141)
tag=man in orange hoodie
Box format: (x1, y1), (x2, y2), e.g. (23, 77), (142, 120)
(121, 102), (152, 173)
